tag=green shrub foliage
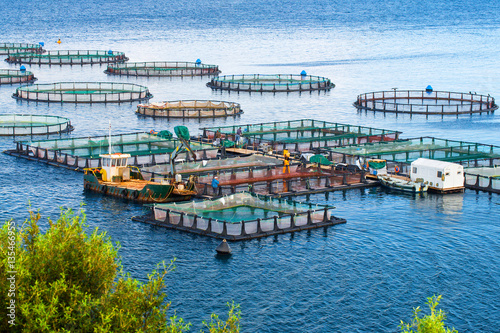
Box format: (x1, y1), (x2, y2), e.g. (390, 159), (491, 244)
(1, 208), (240, 332)
(400, 295), (458, 333)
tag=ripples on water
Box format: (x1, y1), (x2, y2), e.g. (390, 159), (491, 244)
(1, 0), (499, 331)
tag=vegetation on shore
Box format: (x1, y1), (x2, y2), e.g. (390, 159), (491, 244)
(0, 207), (240, 332)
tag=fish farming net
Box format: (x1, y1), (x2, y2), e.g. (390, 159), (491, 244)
(105, 61), (220, 76)
(142, 155), (284, 177)
(16, 132), (219, 169)
(207, 74), (334, 92)
(355, 90), (497, 115)
(0, 69), (36, 84)
(0, 43), (43, 55)
(137, 100), (242, 118)
(321, 137), (500, 166)
(5, 50), (128, 65)
(465, 166), (500, 192)
(202, 119), (400, 151)
(13, 82), (152, 103)
(0, 114), (72, 136)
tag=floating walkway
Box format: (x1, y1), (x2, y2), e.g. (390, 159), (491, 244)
(132, 192), (346, 241)
(319, 137), (500, 168)
(105, 61), (220, 76)
(0, 43), (44, 55)
(136, 100), (242, 118)
(4, 132), (218, 170)
(13, 82), (152, 103)
(0, 69), (36, 84)
(465, 166), (500, 194)
(201, 119), (400, 153)
(5, 50), (128, 65)
(206, 74), (334, 92)
(354, 90), (497, 116)
(0, 114), (73, 136)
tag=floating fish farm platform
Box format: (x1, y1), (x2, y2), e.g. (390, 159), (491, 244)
(465, 166), (500, 194)
(0, 69), (36, 84)
(105, 61), (220, 76)
(5, 50), (128, 65)
(0, 114), (73, 136)
(354, 90), (497, 116)
(4, 132), (218, 170)
(206, 74), (334, 92)
(194, 164), (374, 197)
(0, 43), (44, 55)
(132, 192), (346, 241)
(141, 154), (285, 177)
(12, 82), (152, 103)
(319, 137), (500, 168)
(136, 100), (242, 118)
(201, 119), (401, 153)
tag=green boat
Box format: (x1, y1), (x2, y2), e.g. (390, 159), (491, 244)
(84, 152), (197, 203)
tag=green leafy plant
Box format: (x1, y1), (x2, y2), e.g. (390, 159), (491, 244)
(400, 295), (458, 333)
(0, 207), (239, 332)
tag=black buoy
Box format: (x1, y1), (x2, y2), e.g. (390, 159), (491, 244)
(216, 239), (232, 255)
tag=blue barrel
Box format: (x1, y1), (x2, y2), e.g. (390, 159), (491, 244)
(39, 42), (44, 47)
(20, 65), (26, 72)
(300, 70), (307, 76)
(195, 59), (202, 64)
(108, 50), (113, 55)
(426, 85), (433, 92)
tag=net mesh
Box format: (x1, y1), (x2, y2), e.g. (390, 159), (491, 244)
(105, 61), (220, 76)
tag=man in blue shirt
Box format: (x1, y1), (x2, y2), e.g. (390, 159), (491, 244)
(211, 176), (220, 195)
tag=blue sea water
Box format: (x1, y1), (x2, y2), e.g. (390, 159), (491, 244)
(1, 0), (499, 331)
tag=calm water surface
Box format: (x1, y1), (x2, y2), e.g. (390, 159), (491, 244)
(1, 0), (499, 331)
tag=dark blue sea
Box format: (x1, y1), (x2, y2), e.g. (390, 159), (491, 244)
(1, 0), (499, 331)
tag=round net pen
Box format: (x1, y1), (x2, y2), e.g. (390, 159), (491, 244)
(0, 43), (44, 55)
(105, 61), (220, 76)
(354, 90), (497, 116)
(5, 50), (128, 65)
(0, 69), (36, 84)
(13, 82), (153, 103)
(206, 74), (335, 92)
(136, 100), (242, 118)
(0, 114), (73, 136)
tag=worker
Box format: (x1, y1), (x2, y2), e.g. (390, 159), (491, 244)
(214, 130), (221, 146)
(283, 149), (290, 174)
(235, 127), (242, 145)
(211, 176), (220, 195)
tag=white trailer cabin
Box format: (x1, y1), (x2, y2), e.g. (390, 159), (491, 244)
(410, 158), (464, 193)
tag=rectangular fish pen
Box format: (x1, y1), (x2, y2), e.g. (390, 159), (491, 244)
(464, 166), (500, 194)
(141, 154), (286, 178)
(134, 192), (346, 241)
(8, 132), (218, 170)
(201, 119), (400, 153)
(319, 137), (500, 169)
(193, 164), (372, 197)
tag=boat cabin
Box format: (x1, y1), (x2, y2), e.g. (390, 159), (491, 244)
(410, 158), (464, 193)
(99, 153), (132, 182)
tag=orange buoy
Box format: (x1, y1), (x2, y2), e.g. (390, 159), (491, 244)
(394, 165), (400, 173)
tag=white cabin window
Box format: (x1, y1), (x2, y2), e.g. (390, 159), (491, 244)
(413, 167), (417, 173)
(111, 159), (116, 167)
(122, 158), (127, 166)
(103, 158), (110, 167)
(437, 171), (443, 178)
(457, 171), (462, 175)
(445, 172), (450, 176)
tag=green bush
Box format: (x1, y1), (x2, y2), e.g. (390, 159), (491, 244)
(400, 295), (457, 333)
(0, 207), (240, 332)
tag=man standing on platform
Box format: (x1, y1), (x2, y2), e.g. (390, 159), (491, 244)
(211, 176), (220, 195)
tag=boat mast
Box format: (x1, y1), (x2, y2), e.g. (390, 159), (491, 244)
(108, 121), (111, 155)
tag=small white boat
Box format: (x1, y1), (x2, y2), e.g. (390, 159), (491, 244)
(378, 175), (428, 193)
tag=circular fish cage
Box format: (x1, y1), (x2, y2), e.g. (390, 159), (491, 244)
(0, 69), (37, 84)
(5, 50), (128, 65)
(0, 43), (44, 55)
(0, 114), (73, 136)
(105, 61), (220, 77)
(13, 82), (152, 103)
(136, 100), (242, 118)
(206, 74), (335, 92)
(354, 90), (498, 116)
